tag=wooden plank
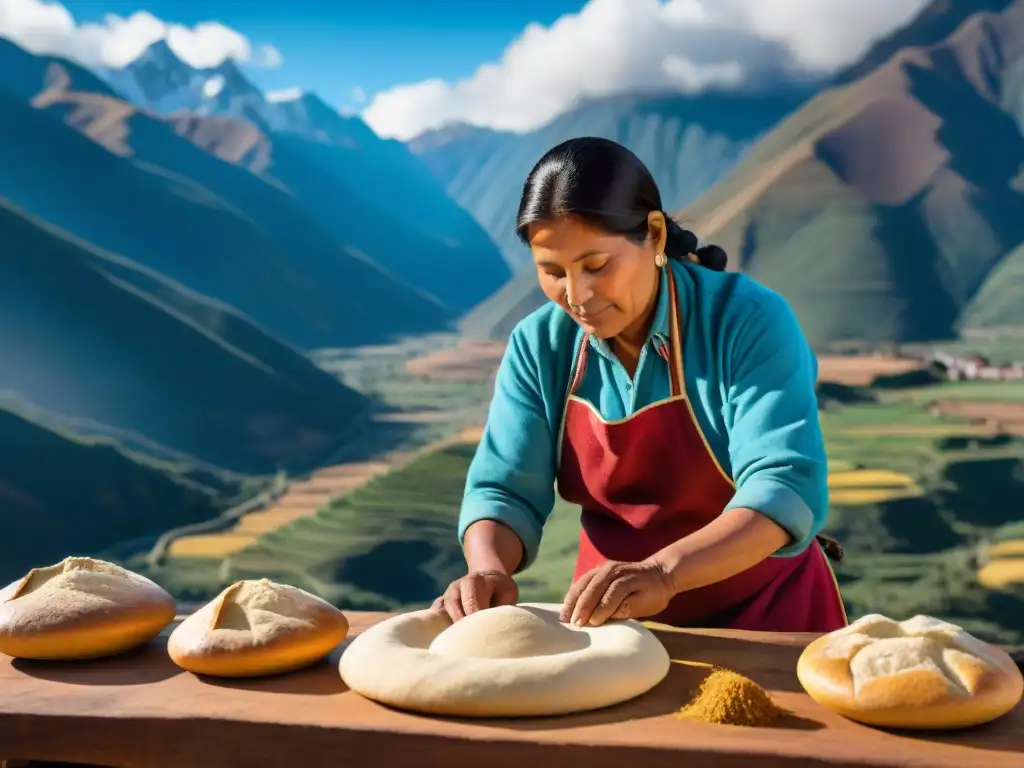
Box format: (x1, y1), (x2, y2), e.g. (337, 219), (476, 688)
(0, 612), (1021, 768)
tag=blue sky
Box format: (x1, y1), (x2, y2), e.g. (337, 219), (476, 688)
(63, 0), (588, 111)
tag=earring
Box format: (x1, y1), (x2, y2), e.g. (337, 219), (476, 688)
(654, 252), (667, 268)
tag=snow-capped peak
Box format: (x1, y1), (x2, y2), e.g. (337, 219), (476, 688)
(95, 41), (370, 145)
(266, 87), (305, 103)
(202, 75), (226, 99)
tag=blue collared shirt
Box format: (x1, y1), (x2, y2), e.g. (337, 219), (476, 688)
(459, 260), (829, 572)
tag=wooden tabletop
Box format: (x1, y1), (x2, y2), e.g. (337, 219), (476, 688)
(0, 612), (1021, 768)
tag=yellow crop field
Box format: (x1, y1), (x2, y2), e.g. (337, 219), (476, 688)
(829, 487), (921, 506)
(977, 557), (1024, 590)
(828, 469), (916, 489)
(168, 533), (260, 557)
(986, 540), (1024, 558)
(233, 507), (319, 535)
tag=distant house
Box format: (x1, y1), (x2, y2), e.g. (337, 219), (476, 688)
(928, 351), (1024, 381)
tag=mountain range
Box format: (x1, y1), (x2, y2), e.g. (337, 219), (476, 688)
(0, 197), (369, 474)
(452, 0), (1024, 347)
(409, 88), (813, 272)
(98, 40), (510, 315)
(0, 36), (509, 572)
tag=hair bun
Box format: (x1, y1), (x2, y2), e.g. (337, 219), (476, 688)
(695, 245), (728, 272)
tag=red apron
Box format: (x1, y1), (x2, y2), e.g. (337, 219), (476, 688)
(555, 267), (847, 632)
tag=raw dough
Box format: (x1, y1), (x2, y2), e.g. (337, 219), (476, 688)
(797, 613), (1024, 729)
(338, 602), (671, 717)
(168, 578), (348, 677)
(0, 556), (176, 660)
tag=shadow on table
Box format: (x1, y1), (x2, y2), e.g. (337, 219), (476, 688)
(10, 640), (183, 686)
(648, 629), (812, 694)
(9, 637), (352, 695)
(193, 654), (349, 696)
(391, 658), (825, 733)
(872, 714), (1024, 757)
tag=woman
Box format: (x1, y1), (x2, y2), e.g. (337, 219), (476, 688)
(434, 137), (846, 633)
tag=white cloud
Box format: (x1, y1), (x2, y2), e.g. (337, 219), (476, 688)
(363, 0), (929, 140)
(255, 43), (283, 68)
(732, 0), (932, 70)
(662, 55), (743, 91)
(0, 0), (282, 69)
(351, 86), (366, 104)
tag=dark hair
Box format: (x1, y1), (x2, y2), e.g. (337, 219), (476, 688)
(515, 137), (727, 271)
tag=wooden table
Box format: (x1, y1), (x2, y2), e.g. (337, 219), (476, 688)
(1, 612), (1021, 767)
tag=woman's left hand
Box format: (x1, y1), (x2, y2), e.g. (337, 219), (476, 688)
(560, 559), (675, 627)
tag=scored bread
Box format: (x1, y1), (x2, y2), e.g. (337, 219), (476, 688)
(167, 578), (348, 677)
(339, 602), (671, 717)
(797, 613), (1024, 729)
(0, 557), (176, 660)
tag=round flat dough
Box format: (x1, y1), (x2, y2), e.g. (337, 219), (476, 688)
(0, 557), (176, 660)
(168, 578), (349, 677)
(338, 602), (671, 717)
(797, 613), (1024, 729)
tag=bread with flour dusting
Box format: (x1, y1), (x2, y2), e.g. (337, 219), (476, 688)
(0, 556), (176, 660)
(167, 578), (348, 677)
(797, 613), (1023, 729)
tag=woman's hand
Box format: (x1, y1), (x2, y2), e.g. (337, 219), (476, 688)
(560, 559), (674, 627)
(432, 570), (519, 622)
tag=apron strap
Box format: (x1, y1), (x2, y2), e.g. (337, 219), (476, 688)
(567, 332), (590, 397)
(663, 267), (685, 399)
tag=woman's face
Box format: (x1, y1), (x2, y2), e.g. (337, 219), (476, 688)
(528, 214), (662, 340)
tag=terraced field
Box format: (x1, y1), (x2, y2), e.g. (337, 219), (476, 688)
(142, 439), (583, 609)
(815, 355), (926, 386)
(977, 522), (1024, 591)
(166, 461), (392, 558)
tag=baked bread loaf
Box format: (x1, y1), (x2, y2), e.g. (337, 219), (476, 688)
(797, 613), (1024, 729)
(339, 602), (671, 717)
(0, 557), (176, 660)
(167, 578), (348, 677)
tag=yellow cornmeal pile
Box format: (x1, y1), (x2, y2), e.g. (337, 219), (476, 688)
(676, 667), (787, 727)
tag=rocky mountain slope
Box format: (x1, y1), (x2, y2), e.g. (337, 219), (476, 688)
(0, 41), (456, 348)
(459, 0), (1024, 346)
(0, 399), (232, 582)
(408, 89), (812, 272)
(0, 197), (369, 475)
(680, 0), (1024, 346)
(98, 40), (510, 314)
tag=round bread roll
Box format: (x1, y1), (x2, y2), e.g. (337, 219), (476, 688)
(338, 602), (671, 717)
(797, 613), (1024, 729)
(0, 556), (176, 660)
(167, 578), (348, 677)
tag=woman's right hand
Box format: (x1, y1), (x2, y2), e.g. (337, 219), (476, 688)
(432, 570), (519, 622)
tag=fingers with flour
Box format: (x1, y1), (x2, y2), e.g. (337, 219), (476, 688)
(437, 570), (519, 623)
(562, 562), (625, 626)
(561, 560), (675, 627)
(586, 575), (639, 626)
(442, 580), (466, 622)
(559, 567), (596, 622)
(460, 572), (491, 616)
